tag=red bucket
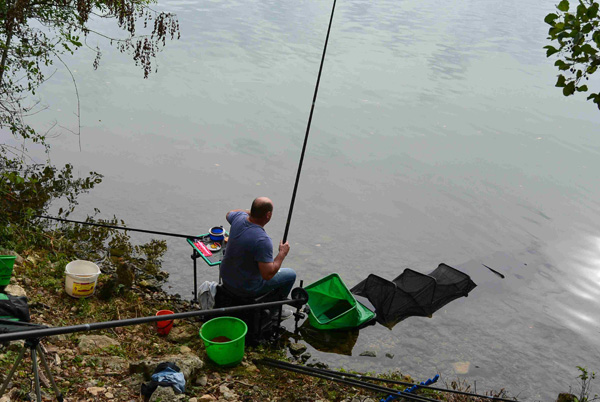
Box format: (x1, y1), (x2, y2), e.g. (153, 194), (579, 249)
(156, 310), (174, 335)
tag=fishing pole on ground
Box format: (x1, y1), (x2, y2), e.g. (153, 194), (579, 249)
(32, 214), (199, 239)
(260, 358), (517, 402)
(282, 0), (338, 243)
(0, 290), (308, 343)
(256, 358), (440, 402)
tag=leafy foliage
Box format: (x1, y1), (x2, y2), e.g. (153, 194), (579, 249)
(1, 0), (180, 149)
(574, 366), (598, 402)
(544, 0), (600, 109)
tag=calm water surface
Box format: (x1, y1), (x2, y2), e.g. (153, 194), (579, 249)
(14, 0), (600, 399)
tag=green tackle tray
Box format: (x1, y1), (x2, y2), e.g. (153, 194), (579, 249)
(187, 232), (229, 267)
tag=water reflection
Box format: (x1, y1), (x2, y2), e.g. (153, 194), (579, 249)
(298, 321), (359, 356)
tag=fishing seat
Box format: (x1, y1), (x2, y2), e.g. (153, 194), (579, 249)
(213, 284), (282, 345)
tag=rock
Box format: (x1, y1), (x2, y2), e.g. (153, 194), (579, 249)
(96, 356), (129, 372)
(300, 353), (311, 363)
(196, 375), (208, 386)
(0, 250), (24, 265)
(189, 398), (198, 402)
(359, 351), (377, 357)
(139, 279), (161, 292)
(199, 395), (217, 401)
(244, 364), (259, 373)
(149, 385), (181, 401)
(219, 385), (236, 401)
(289, 343), (307, 356)
(385, 353), (394, 359)
(557, 394), (576, 402)
(78, 335), (120, 353)
(179, 345), (192, 354)
(3, 284), (26, 297)
(87, 386), (106, 396)
(168, 326), (198, 344)
(105, 392), (114, 398)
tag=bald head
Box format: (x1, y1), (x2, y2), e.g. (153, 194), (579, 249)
(250, 197), (273, 221)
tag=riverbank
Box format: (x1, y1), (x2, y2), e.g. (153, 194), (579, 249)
(0, 244), (510, 401)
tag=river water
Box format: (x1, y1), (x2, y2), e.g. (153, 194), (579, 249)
(12, 0), (600, 399)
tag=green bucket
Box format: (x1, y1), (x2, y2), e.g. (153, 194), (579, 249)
(0, 255), (16, 289)
(199, 316), (248, 367)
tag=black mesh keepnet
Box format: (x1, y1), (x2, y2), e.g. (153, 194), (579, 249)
(350, 263), (476, 329)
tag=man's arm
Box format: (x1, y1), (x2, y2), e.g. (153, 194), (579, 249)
(226, 209), (250, 222)
(258, 240), (290, 281)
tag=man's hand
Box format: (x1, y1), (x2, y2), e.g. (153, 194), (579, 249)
(258, 240), (290, 281)
(279, 240), (290, 257)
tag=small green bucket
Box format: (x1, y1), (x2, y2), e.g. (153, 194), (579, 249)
(199, 316), (248, 367)
(0, 255), (16, 289)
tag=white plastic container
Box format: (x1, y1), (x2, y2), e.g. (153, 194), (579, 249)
(64, 260), (101, 298)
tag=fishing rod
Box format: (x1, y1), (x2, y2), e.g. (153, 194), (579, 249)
(33, 215), (199, 239)
(282, 0), (338, 243)
(260, 358), (517, 402)
(0, 294), (307, 343)
(257, 358), (439, 402)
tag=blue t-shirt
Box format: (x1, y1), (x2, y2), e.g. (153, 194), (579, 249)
(219, 211), (273, 296)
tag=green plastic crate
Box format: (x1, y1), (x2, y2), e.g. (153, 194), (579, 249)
(0, 255), (16, 287)
(305, 273), (375, 330)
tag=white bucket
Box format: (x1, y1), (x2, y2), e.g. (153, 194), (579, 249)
(64, 260), (101, 298)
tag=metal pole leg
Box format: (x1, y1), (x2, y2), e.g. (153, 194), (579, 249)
(37, 345), (64, 401)
(191, 249), (199, 303)
(30, 344), (42, 402)
(0, 346), (27, 396)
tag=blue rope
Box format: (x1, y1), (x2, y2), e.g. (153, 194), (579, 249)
(380, 374), (440, 402)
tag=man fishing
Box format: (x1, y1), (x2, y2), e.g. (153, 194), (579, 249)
(220, 197), (296, 317)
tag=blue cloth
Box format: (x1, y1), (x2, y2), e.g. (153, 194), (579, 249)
(220, 211), (273, 296)
(220, 211), (296, 298)
(151, 366), (185, 394)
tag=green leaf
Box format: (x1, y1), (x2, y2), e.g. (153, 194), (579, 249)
(580, 44), (598, 54)
(587, 3), (599, 18)
(557, 0), (570, 12)
(576, 85), (588, 92)
(556, 74), (567, 87)
(563, 81), (576, 96)
(544, 13), (559, 25)
(555, 60), (570, 70)
(544, 45), (560, 56)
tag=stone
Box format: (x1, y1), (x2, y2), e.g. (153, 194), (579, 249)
(289, 343), (307, 356)
(139, 279), (161, 292)
(199, 395), (217, 401)
(196, 375), (208, 386)
(179, 345), (192, 354)
(87, 386), (106, 396)
(244, 364), (259, 373)
(385, 353), (394, 359)
(105, 392), (114, 398)
(359, 351), (376, 357)
(300, 353), (311, 363)
(96, 356), (129, 372)
(168, 326), (198, 344)
(78, 335), (120, 353)
(149, 385), (179, 401)
(3, 284), (26, 297)
(0, 250), (24, 265)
